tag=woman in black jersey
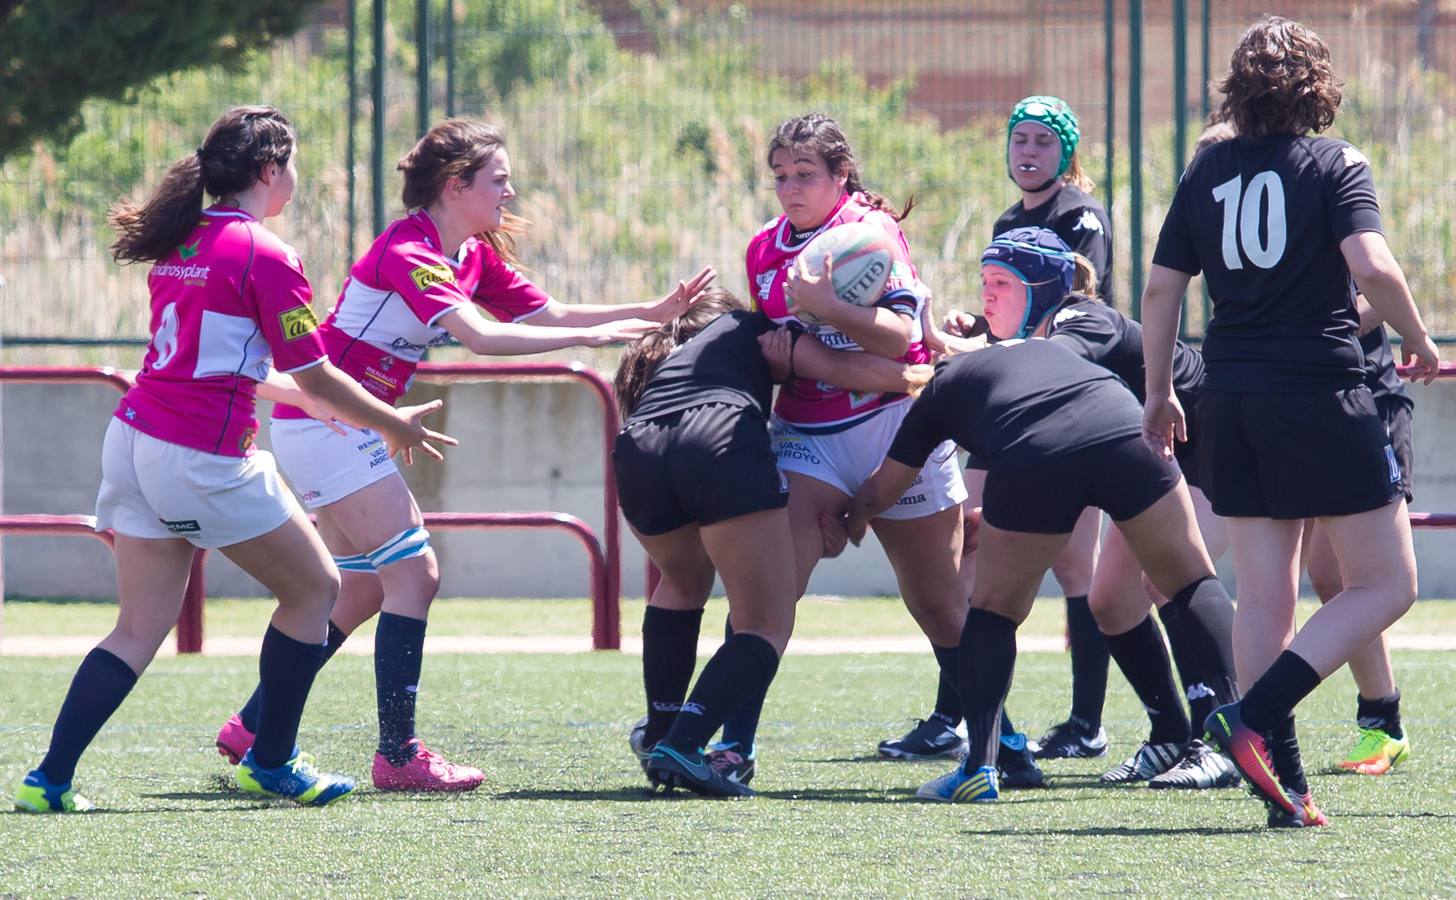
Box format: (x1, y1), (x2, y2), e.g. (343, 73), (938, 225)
(943, 227), (1242, 791)
(889, 97), (1119, 769)
(844, 338), (1233, 804)
(1141, 16), (1438, 827)
(613, 288), (929, 797)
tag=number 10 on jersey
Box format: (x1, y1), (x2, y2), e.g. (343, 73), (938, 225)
(1211, 172), (1287, 270)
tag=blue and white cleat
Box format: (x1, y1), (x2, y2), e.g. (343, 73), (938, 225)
(14, 769), (94, 813)
(916, 764), (1000, 803)
(236, 747), (356, 806)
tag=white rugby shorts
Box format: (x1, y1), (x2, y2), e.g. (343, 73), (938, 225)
(269, 416), (400, 509)
(95, 418), (300, 549)
(771, 402), (966, 520)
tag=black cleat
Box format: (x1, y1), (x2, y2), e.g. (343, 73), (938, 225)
(1033, 718), (1110, 760)
(646, 745), (753, 798)
(878, 718), (969, 761)
(997, 732), (1046, 788)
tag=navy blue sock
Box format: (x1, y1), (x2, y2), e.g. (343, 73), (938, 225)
(1269, 715), (1308, 796)
(1105, 615), (1190, 744)
(1241, 651), (1321, 734)
(1000, 709), (1018, 737)
(957, 608), (1019, 771)
(930, 644), (963, 725)
(375, 612), (428, 765)
(663, 633), (780, 754)
(38, 648), (138, 784)
(1357, 690), (1403, 740)
(1065, 595), (1109, 731)
(238, 620), (347, 733)
(1158, 576), (1240, 727)
(252, 625), (326, 769)
(719, 620), (766, 753)
(641, 606), (704, 747)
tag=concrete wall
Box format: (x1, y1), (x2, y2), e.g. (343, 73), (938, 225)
(4, 377), (1456, 600)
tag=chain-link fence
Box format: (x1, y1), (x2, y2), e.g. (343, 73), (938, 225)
(2, 0), (1452, 363)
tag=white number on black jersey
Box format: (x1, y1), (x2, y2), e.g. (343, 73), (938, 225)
(1211, 172), (1287, 270)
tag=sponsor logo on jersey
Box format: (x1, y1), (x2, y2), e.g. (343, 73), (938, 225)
(239, 426), (256, 452)
(177, 240), (201, 261)
(153, 262), (211, 281)
(1075, 209), (1103, 233)
(756, 270), (776, 302)
(279, 305), (320, 341)
(1342, 146), (1369, 169)
(1052, 308), (1088, 326)
(409, 263), (456, 292)
(161, 518), (202, 535)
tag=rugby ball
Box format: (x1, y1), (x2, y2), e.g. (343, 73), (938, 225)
(795, 221), (895, 324)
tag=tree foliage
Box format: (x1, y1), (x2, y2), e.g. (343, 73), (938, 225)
(0, 0), (325, 161)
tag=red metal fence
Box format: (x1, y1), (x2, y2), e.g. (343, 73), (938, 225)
(0, 363), (623, 652)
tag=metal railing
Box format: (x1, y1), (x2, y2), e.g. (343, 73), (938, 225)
(0, 363), (624, 652)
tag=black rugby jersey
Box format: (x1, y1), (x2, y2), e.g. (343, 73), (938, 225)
(1045, 295), (1204, 405)
(627, 310), (775, 424)
(994, 184), (1115, 305)
(1153, 134), (1382, 392)
(1361, 325), (1412, 411)
(888, 339), (1141, 472)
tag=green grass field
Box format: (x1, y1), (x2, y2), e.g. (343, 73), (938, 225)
(3, 597), (1455, 897)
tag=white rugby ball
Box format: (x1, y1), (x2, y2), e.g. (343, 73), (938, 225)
(795, 221), (895, 324)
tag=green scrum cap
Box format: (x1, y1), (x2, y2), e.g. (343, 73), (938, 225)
(1006, 95), (1080, 181)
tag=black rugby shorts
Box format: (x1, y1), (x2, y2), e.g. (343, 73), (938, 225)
(981, 434), (1183, 534)
(613, 403), (789, 536)
(1196, 387), (1402, 519)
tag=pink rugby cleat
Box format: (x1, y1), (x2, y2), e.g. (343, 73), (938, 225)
(372, 740), (486, 792)
(215, 713), (256, 765)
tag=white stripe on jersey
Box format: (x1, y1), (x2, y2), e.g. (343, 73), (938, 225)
(196, 309), (271, 382)
(329, 278), (461, 362)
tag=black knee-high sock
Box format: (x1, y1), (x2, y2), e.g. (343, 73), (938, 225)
(1357, 690), (1403, 740)
(930, 644), (963, 725)
(1268, 715), (1309, 796)
(957, 608), (1019, 771)
(641, 606), (704, 746)
(719, 619), (767, 752)
(663, 633), (781, 755)
(38, 648), (139, 784)
(252, 626), (327, 769)
(1158, 576), (1240, 729)
(1065, 595), (1109, 730)
(375, 612), (428, 765)
(1241, 651), (1322, 734)
(1104, 616), (1191, 744)
(238, 620), (348, 733)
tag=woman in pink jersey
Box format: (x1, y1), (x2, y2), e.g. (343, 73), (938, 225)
(216, 118), (708, 791)
(700, 113), (969, 785)
(14, 107), (453, 813)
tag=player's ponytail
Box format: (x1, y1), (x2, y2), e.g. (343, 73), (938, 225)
(1070, 253), (1100, 299)
(110, 106), (295, 264)
(768, 113), (913, 223)
(614, 288), (747, 418)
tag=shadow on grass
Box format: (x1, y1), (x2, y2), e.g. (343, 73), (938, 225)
(491, 785), (926, 804)
(967, 825), (1263, 837)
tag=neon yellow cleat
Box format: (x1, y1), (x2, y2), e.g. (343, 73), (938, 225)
(1336, 727), (1409, 776)
(14, 769), (95, 813)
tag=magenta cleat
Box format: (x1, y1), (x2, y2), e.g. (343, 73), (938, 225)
(215, 713), (256, 765)
(372, 740), (486, 793)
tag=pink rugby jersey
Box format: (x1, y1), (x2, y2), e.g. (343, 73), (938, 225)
(115, 206), (327, 457)
(745, 192), (929, 429)
(274, 210), (549, 419)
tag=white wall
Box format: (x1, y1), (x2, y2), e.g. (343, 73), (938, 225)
(3, 378), (1455, 600)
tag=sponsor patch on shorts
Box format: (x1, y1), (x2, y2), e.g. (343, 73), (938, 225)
(279, 305), (319, 341)
(409, 263), (455, 292)
(161, 518), (202, 535)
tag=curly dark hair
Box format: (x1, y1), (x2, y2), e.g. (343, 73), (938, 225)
(1217, 16), (1342, 139)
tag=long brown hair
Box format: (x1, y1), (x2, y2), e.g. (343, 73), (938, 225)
(398, 118), (526, 265)
(109, 106), (295, 264)
(1070, 253), (1099, 298)
(1218, 16), (1342, 139)
(614, 287), (748, 418)
(768, 113), (915, 222)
